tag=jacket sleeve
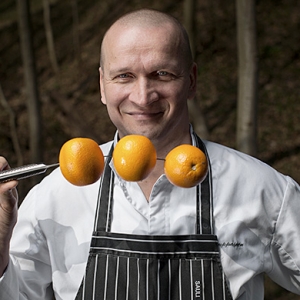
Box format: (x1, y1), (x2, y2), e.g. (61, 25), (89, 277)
(0, 186), (54, 300)
(0, 259), (19, 300)
(268, 177), (300, 294)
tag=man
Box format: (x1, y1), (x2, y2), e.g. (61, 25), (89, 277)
(0, 8), (300, 300)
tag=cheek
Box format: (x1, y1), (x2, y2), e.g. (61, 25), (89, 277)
(105, 99), (119, 117)
(103, 89), (126, 121)
(166, 85), (190, 113)
(102, 86), (123, 107)
(105, 102), (121, 128)
(167, 84), (190, 103)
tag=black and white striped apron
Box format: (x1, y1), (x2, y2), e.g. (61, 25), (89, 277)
(75, 135), (233, 300)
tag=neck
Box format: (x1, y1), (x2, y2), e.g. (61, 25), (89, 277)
(138, 159), (165, 201)
(138, 129), (192, 201)
(154, 130), (192, 160)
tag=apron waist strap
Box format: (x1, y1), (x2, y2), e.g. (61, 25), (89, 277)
(90, 232), (220, 259)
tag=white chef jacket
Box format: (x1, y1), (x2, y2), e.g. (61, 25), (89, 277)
(1, 130), (300, 300)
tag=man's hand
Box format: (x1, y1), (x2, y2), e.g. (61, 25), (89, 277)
(0, 157), (18, 276)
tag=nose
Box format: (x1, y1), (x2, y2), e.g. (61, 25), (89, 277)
(129, 77), (159, 106)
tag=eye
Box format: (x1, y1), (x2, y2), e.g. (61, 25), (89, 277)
(117, 73), (130, 79)
(153, 70), (176, 81)
(113, 73), (134, 82)
(157, 71), (168, 76)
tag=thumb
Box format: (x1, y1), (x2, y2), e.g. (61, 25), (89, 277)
(0, 181), (18, 213)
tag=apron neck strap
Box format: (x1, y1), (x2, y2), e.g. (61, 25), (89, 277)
(194, 133), (213, 234)
(93, 145), (114, 232)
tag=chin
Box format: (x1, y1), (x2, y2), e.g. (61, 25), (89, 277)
(118, 122), (166, 140)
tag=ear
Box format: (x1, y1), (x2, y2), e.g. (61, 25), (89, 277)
(99, 67), (107, 104)
(187, 62), (197, 100)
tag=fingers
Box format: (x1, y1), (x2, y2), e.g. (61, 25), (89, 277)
(0, 157), (19, 211)
(0, 156), (18, 191)
(0, 156), (9, 171)
(0, 180), (18, 195)
(0, 157), (18, 276)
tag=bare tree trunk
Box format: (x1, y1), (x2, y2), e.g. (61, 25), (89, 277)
(187, 96), (209, 139)
(17, 0), (43, 165)
(183, 0), (209, 139)
(71, 0), (81, 68)
(183, 0), (195, 58)
(43, 0), (59, 74)
(236, 0), (258, 155)
(0, 83), (23, 166)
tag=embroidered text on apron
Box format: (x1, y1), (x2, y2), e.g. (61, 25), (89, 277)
(76, 135), (233, 300)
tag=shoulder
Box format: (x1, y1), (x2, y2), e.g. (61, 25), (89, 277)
(203, 140), (288, 183)
(202, 140), (297, 208)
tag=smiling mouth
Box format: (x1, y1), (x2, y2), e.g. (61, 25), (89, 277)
(128, 111), (163, 119)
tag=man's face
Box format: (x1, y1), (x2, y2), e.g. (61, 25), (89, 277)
(100, 23), (197, 144)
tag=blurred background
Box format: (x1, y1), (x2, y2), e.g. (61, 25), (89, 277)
(0, 0), (299, 298)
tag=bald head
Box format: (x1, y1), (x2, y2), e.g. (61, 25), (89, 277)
(100, 9), (193, 69)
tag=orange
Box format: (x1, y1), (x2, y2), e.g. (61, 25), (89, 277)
(113, 135), (157, 181)
(59, 137), (104, 186)
(164, 144), (208, 188)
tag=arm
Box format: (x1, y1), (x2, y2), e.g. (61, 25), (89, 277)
(0, 157), (54, 299)
(268, 177), (300, 294)
(0, 157), (18, 277)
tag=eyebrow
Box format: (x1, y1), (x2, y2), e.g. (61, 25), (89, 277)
(108, 67), (131, 75)
(107, 62), (182, 76)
